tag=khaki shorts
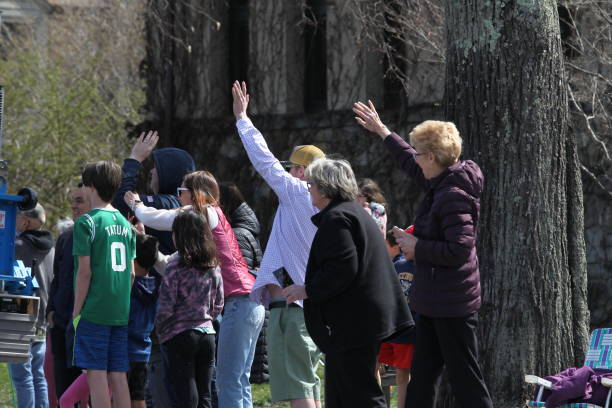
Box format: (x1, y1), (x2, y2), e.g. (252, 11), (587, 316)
(268, 307), (322, 402)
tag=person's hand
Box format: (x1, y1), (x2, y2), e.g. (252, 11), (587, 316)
(128, 214), (146, 235)
(47, 311), (54, 329)
(392, 226), (418, 259)
(353, 100), (391, 139)
(232, 81), (250, 121)
(124, 191), (142, 209)
(130, 130), (159, 162)
(282, 285), (308, 304)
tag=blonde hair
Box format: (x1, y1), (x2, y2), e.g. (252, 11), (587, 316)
(409, 120), (462, 167)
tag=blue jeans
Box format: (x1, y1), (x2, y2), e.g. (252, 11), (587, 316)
(9, 340), (49, 408)
(216, 296), (264, 408)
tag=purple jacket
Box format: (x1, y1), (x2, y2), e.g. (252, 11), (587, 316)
(155, 254), (224, 344)
(384, 132), (483, 317)
(539, 366), (612, 408)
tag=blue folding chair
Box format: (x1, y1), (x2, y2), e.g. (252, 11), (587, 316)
(525, 328), (612, 408)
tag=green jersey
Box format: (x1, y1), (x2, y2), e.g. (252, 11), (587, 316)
(73, 208), (136, 326)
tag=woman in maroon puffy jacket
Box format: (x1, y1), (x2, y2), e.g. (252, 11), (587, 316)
(354, 100), (493, 408)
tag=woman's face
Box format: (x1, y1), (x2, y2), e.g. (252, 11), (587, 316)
(414, 145), (445, 179)
(178, 184), (193, 207)
(308, 182), (330, 210)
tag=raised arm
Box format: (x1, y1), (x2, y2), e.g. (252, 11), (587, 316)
(353, 100), (428, 190)
(112, 131), (159, 216)
(232, 81), (307, 201)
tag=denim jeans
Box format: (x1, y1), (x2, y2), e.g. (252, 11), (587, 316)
(9, 340), (50, 408)
(216, 296), (264, 408)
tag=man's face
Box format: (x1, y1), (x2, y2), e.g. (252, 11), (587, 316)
(70, 187), (90, 220)
(150, 167), (160, 194)
(288, 165), (306, 181)
(15, 213), (42, 233)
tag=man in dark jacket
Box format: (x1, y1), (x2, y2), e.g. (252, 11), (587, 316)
(10, 203), (55, 408)
(46, 185), (90, 399)
(112, 131), (195, 255)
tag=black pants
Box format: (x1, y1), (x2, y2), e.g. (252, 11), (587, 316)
(325, 342), (387, 408)
(50, 326), (81, 399)
(405, 313), (493, 408)
(163, 330), (216, 408)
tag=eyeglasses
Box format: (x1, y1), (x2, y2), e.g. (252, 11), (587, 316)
(414, 152), (426, 158)
(177, 187), (189, 196)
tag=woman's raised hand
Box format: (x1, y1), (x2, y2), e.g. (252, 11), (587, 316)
(353, 100), (391, 139)
(232, 81), (250, 121)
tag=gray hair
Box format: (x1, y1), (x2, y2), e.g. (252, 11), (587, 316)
(305, 158), (358, 202)
(20, 203), (46, 225)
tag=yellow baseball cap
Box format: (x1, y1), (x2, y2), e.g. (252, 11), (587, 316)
(280, 145), (325, 168)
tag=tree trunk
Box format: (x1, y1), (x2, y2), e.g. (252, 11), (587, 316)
(442, 1), (590, 406)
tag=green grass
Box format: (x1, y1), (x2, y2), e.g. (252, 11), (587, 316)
(0, 363), (15, 408)
(0, 362), (397, 408)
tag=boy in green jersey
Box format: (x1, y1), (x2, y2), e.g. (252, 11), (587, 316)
(72, 161), (136, 408)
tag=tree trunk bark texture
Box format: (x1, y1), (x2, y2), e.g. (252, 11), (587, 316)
(442, 1), (589, 406)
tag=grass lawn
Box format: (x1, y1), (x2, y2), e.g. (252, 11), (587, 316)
(0, 362), (396, 408)
(0, 363), (15, 408)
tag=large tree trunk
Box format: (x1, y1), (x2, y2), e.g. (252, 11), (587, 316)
(442, 1), (590, 406)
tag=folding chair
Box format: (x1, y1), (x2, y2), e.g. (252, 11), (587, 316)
(525, 328), (612, 408)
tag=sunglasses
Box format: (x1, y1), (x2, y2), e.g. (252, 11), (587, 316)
(177, 187), (189, 196)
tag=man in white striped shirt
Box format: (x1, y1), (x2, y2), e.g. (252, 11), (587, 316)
(232, 81), (323, 408)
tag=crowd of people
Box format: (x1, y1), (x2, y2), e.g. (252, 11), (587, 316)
(7, 81), (492, 408)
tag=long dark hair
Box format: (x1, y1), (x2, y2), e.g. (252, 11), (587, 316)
(172, 210), (217, 270)
(219, 182), (245, 218)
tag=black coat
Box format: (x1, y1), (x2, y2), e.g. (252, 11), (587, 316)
(304, 200), (413, 353)
(229, 203), (263, 272)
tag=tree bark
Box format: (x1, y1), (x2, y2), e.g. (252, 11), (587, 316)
(442, 1), (590, 406)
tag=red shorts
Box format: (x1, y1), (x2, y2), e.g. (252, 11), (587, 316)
(377, 342), (415, 370)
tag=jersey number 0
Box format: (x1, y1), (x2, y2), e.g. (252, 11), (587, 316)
(110, 242), (127, 272)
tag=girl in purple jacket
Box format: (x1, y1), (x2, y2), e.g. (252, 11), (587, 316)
(156, 210), (224, 408)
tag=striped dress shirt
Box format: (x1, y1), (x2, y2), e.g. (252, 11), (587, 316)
(236, 118), (318, 307)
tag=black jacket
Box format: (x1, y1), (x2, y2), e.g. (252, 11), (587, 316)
(46, 229), (74, 329)
(229, 203), (262, 273)
(15, 229), (55, 332)
(304, 200), (413, 353)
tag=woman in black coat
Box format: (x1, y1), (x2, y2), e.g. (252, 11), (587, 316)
(283, 158), (413, 408)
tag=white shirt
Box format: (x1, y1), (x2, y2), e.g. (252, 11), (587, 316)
(236, 118), (318, 307)
(135, 205), (218, 274)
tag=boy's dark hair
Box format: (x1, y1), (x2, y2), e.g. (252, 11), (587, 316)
(172, 210), (218, 270)
(219, 182), (245, 217)
(135, 234), (159, 269)
(386, 229), (398, 247)
(82, 161), (122, 202)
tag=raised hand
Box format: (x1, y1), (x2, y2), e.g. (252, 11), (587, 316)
(130, 130), (159, 162)
(232, 81), (250, 121)
(352, 100), (391, 139)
